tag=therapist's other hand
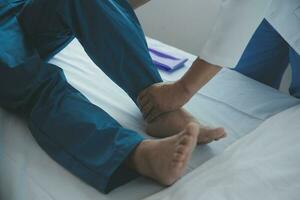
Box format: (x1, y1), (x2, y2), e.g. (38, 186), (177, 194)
(138, 81), (191, 122)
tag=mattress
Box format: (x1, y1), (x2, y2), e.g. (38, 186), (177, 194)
(0, 38), (299, 200)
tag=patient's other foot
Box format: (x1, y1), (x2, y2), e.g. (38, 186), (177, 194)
(130, 123), (198, 185)
(146, 109), (226, 144)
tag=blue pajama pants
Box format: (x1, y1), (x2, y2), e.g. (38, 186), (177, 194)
(234, 19), (300, 98)
(0, 0), (162, 193)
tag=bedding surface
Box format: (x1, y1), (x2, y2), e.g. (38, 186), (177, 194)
(145, 103), (300, 200)
(0, 38), (299, 200)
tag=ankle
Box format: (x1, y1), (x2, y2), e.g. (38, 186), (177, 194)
(127, 140), (150, 173)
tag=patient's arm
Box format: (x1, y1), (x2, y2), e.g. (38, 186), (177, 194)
(138, 57), (221, 122)
(128, 0), (151, 9)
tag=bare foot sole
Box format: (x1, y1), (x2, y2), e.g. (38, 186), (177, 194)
(145, 109), (226, 144)
(130, 123), (199, 185)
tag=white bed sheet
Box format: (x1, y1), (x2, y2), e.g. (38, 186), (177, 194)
(0, 38), (299, 200)
(145, 104), (300, 200)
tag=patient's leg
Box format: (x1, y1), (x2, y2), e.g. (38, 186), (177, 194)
(16, 62), (199, 191)
(54, 0), (225, 143)
(1, 59), (141, 194)
(0, 58), (198, 191)
(18, 0), (162, 101)
(18, 0), (225, 144)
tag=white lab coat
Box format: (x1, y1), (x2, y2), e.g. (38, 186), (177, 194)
(200, 0), (300, 68)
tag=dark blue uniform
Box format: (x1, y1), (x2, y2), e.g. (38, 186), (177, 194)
(234, 19), (300, 98)
(0, 0), (162, 193)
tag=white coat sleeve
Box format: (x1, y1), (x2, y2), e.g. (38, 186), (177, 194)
(199, 0), (272, 68)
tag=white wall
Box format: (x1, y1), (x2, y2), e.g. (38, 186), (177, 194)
(135, 0), (292, 93)
(135, 0), (221, 55)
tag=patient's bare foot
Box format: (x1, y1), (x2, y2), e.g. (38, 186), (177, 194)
(129, 123), (198, 185)
(146, 109), (226, 144)
(197, 126), (226, 144)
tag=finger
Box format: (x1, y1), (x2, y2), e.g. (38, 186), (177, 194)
(139, 96), (150, 109)
(137, 90), (147, 105)
(145, 109), (155, 122)
(146, 109), (162, 122)
(144, 107), (155, 122)
(138, 89), (148, 102)
(141, 102), (153, 118)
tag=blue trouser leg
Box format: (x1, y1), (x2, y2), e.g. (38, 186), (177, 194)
(0, 58), (143, 193)
(1, 1), (151, 193)
(27, 62), (144, 193)
(289, 48), (300, 98)
(18, 0), (163, 102)
(234, 19), (290, 89)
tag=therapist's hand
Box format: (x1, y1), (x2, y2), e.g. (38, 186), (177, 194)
(138, 81), (191, 122)
(138, 57), (221, 122)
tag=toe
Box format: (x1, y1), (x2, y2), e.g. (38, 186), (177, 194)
(198, 127), (226, 143)
(199, 137), (214, 144)
(176, 144), (188, 154)
(210, 128), (226, 140)
(185, 123), (200, 136)
(179, 135), (192, 145)
(171, 159), (184, 170)
(173, 152), (186, 162)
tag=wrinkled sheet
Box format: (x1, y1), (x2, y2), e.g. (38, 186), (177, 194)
(145, 104), (300, 200)
(0, 38), (299, 200)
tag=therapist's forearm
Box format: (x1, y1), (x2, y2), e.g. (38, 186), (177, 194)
(128, 0), (151, 9)
(178, 57), (221, 97)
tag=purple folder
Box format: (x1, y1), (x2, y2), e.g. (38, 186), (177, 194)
(149, 48), (188, 72)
